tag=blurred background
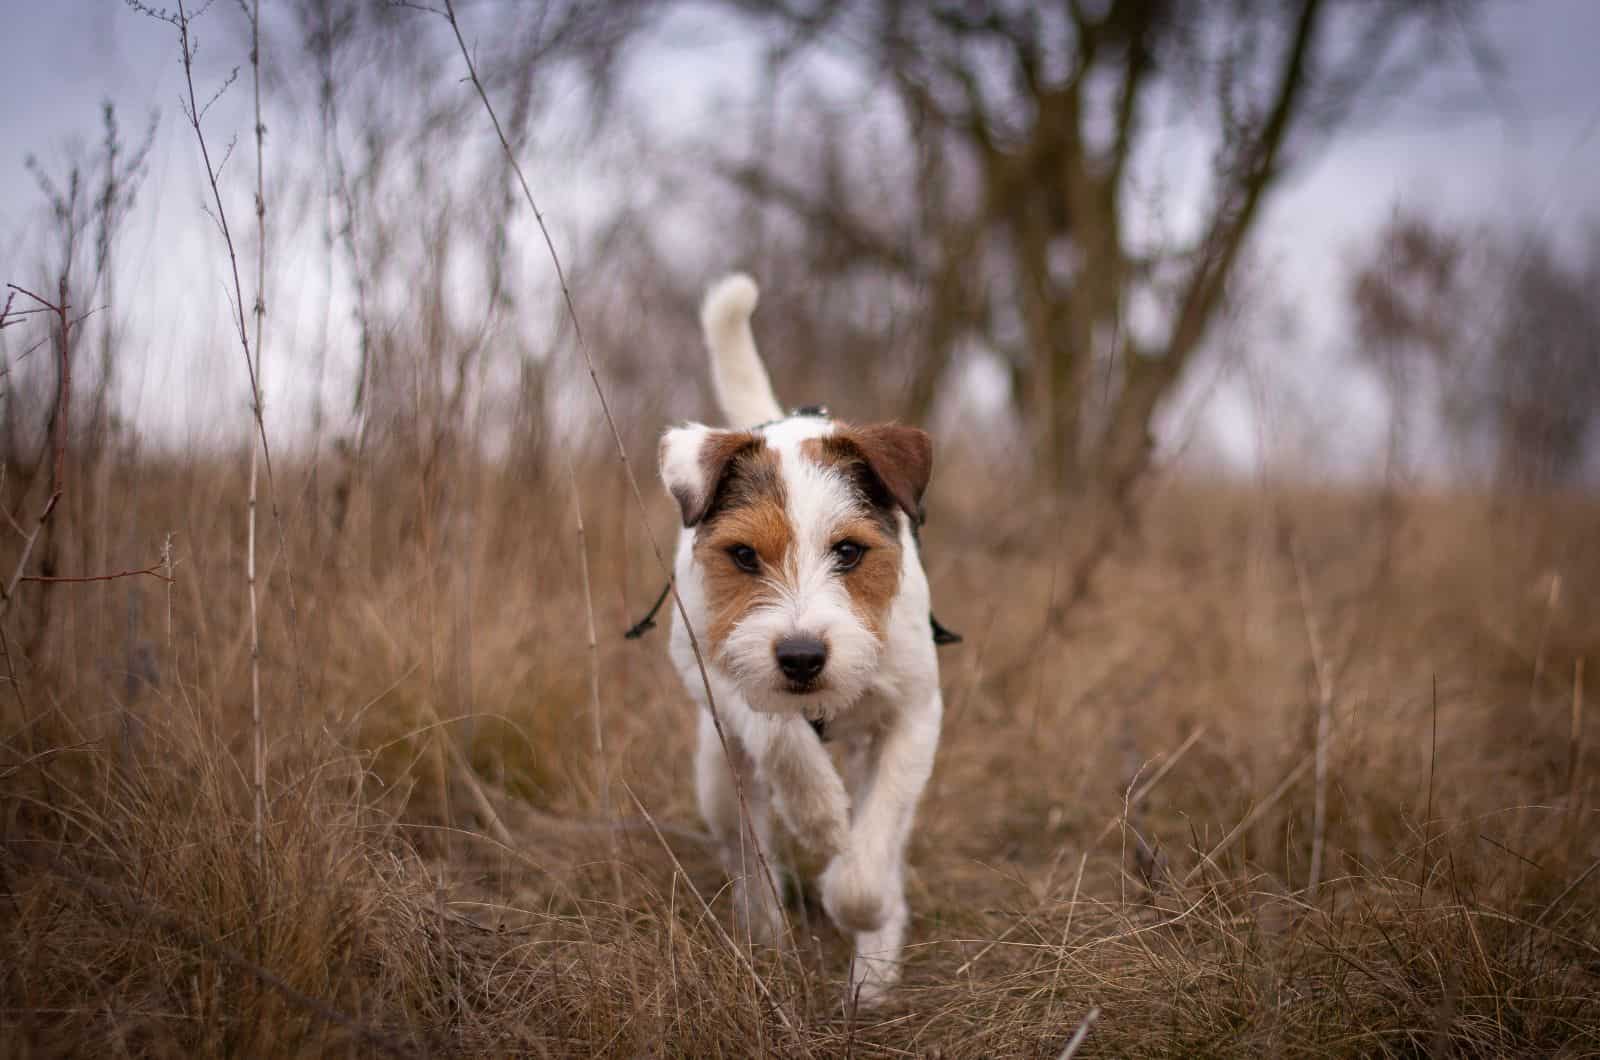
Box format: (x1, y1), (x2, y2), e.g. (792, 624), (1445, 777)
(5, 0), (1599, 486)
(3, 1), (1598, 1055)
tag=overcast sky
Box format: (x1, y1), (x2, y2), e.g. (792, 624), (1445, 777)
(4, 1), (1599, 474)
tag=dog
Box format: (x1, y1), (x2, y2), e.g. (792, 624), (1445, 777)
(657, 274), (945, 1006)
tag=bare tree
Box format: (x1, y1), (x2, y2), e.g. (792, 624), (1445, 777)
(1491, 239), (1600, 488)
(667, 0), (1483, 499)
(1349, 210), (1600, 490)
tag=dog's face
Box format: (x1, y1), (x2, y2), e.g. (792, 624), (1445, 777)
(660, 417), (932, 716)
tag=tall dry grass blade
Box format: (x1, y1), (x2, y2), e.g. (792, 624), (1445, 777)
(1528, 573), (1561, 713)
(1422, 673), (1439, 894)
(125, 0), (308, 886)
(434, 0), (788, 929)
(29, 853), (420, 1058)
(1534, 857), (1600, 927)
(562, 438), (626, 913)
(622, 782), (804, 1049)
(442, 732), (513, 846)
(0, 622), (54, 810)
(959, 730), (1206, 978)
(1291, 537), (1334, 899)
(139, 0), (307, 720)
(247, 417), (262, 867)
(1569, 657), (1585, 807)
(1183, 752), (1314, 886)
(246, 0), (267, 876)
(162, 532), (174, 646)
(1090, 725), (1207, 848)
(1043, 850), (1090, 1020)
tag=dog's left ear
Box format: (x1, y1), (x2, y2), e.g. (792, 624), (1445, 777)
(845, 424), (934, 524)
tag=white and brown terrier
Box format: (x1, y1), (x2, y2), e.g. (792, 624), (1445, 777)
(658, 274), (945, 1005)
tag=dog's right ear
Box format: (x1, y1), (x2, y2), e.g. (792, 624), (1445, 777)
(659, 425), (758, 527)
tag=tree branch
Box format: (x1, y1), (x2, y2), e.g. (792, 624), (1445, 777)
(1097, 0), (1324, 498)
(1176, 0), (1322, 362)
(1105, 0), (1157, 193)
(715, 160), (924, 279)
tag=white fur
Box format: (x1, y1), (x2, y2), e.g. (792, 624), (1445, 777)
(658, 423), (713, 518)
(660, 274), (945, 1008)
(701, 273), (784, 429)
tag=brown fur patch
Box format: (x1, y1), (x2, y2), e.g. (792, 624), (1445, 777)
(832, 513), (903, 638)
(836, 425), (933, 523)
(692, 444), (792, 657)
(668, 430), (765, 527)
(801, 432), (909, 639)
(805, 425), (933, 525)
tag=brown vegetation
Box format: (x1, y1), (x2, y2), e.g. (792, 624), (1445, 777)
(5, 2), (1595, 1056)
(2, 445), (1596, 1056)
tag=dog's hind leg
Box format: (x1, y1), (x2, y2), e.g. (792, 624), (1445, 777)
(695, 709), (786, 943)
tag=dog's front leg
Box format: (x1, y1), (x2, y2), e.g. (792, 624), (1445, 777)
(749, 716), (852, 861)
(821, 693), (942, 1004)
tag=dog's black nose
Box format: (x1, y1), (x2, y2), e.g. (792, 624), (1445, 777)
(775, 636), (827, 683)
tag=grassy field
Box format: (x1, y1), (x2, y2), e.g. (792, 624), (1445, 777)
(2, 448), (1597, 1057)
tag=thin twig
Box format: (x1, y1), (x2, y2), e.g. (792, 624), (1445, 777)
(0, 289), (168, 613)
(0, 285), (71, 620)
(20, 563), (172, 586)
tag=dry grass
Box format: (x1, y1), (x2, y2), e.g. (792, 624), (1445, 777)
(2, 449), (1598, 1057)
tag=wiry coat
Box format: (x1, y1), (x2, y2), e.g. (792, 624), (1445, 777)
(658, 274), (944, 1006)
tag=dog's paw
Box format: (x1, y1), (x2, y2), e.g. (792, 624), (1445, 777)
(820, 851), (889, 935)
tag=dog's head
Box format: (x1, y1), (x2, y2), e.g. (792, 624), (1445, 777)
(659, 415), (932, 716)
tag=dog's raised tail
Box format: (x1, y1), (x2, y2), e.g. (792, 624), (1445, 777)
(701, 273), (783, 429)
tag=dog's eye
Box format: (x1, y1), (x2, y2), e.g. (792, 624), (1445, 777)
(832, 540), (866, 571)
(728, 545), (761, 573)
